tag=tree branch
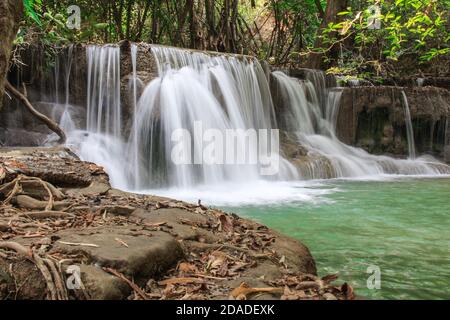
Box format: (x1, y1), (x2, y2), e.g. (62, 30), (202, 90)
(5, 81), (66, 143)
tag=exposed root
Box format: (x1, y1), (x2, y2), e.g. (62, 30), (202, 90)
(14, 195), (70, 211)
(20, 211), (75, 220)
(32, 251), (58, 300)
(0, 241), (32, 258)
(2, 176), (22, 204)
(44, 257), (68, 300)
(0, 241), (68, 300)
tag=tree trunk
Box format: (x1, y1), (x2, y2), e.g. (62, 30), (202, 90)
(0, 0), (23, 110)
(205, 0), (216, 49)
(309, 0), (348, 69)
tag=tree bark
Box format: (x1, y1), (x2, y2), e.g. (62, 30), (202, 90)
(314, 0), (325, 20)
(309, 0), (348, 69)
(0, 0), (23, 110)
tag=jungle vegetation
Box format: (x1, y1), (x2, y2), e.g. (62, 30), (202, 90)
(16, 0), (450, 78)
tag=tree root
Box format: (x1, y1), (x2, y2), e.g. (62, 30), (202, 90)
(2, 176), (22, 204)
(13, 195), (70, 211)
(1, 175), (65, 214)
(44, 257), (68, 300)
(0, 241), (31, 258)
(0, 241), (68, 300)
(20, 211), (76, 220)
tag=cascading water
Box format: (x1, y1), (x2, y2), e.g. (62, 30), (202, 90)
(272, 71), (447, 177)
(86, 45), (122, 137)
(417, 78), (425, 87)
(65, 45), (130, 187)
(59, 45), (76, 133)
(129, 44), (141, 188)
(400, 90), (416, 159)
(60, 44), (449, 198)
(44, 45), (76, 143)
(128, 46), (297, 188)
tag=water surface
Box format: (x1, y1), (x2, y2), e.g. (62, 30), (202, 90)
(216, 177), (450, 299)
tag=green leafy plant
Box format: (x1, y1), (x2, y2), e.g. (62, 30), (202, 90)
(316, 0), (449, 77)
(23, 0), (42, 25)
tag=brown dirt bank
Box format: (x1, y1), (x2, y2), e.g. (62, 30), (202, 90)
(0, 147), (354, 300)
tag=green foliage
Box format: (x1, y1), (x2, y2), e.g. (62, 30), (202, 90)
(23, 0), (42, 25)
(15, 0), (450, 75)
(319, 0), (449, 76)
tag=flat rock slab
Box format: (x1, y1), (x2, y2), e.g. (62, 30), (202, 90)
(0, 146), (109, 187)
(53, 227), (184, 282)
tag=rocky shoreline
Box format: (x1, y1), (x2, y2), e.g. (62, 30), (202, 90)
(0, 147), (354, 300)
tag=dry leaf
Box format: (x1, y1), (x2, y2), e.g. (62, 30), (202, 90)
(178, 262), (199, 274)
(321, 273), (339, 284)
(281, 286), (307, 300)
(207, 251), (227, 269)
(341, 282), (355, 300)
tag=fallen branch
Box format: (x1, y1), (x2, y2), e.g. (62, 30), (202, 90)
(144, 221), (168, 228)
(5, 80), (66, 143)
(57, 241), (99, 248)
(114, 238), (129, 248)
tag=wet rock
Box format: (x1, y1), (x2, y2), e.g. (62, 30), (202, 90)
(444, 146), (450, 163)
(0, 128), (49, 147)
(336, 86), (450, 160)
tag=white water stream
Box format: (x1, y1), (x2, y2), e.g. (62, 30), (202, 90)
(53, 44), (449, 204)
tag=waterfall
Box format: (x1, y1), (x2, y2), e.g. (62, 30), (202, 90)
(45, 45), (75, 142)
(272, 72), (447, 177)
(61, 44), (448, 192)
(128, 46), (297, 188)
(86, 45), (122, 137)
(66, 45), (129, 187)
(130, 44), (140, 188)
(400, 91), (417, 159)
(60, 45), (76, 133)
(417, 78), (425, 87)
